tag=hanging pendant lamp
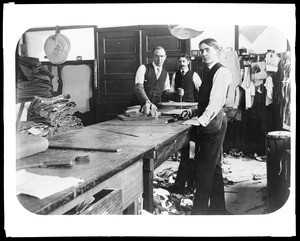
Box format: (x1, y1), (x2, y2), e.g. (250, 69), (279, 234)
(168, 25), (204, 40)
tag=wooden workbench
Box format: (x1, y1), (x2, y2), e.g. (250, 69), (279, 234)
(16, 115), (192, 214)
(99, 117), (192, 212)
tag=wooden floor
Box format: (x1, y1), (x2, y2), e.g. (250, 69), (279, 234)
(222, 155), (268, 215)
(153, 154), (269, 215)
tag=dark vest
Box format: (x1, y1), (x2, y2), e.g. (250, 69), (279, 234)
(174, 70), (197, 102)
(143, 63), (168, 104)
(198, 62), (223, 117)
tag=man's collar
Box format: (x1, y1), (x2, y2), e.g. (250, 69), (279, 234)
(180, 67), (189, 73)
(208, 60), (219, 69)
(152, 62), (161, 69)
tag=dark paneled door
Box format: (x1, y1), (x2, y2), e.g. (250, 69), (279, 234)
(97, 30), (141, 121)
(97, 26), (190, 122)
(141, 27), (190, 82)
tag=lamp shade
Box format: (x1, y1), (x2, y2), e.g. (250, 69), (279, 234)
(170, 25), (204, 39)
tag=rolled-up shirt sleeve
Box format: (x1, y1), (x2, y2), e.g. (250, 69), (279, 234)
(134, 65), (149, 104)
(197, 67), (232, 126)
(193, 72), (202, 92)
(135, 65), (147, 84)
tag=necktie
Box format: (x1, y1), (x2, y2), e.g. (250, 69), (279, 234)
(181, 71), (184, 86)
(156, 68), (161, 79)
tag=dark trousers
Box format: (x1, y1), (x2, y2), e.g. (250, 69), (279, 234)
(175, 142), (195, 193)
(191, 111), (228, 215)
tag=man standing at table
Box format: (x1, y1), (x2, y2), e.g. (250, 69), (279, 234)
(170, 53), (201, 102)
(181, 38), (232, 215)
(130, 46), (174, 116)
(170, 53), (201, 194)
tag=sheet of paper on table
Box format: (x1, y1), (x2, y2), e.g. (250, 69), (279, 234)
(160, 109), (186, 115)
(157, 101), (198, 109)
(16, 169), (84, 199)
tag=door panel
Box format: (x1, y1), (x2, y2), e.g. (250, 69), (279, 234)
(145, 35), (180, 52)
(97, 26), (190, 122)
(142, 27), (190, 80)
(97, 30), (141, 121)
(105, 59), (136, 74)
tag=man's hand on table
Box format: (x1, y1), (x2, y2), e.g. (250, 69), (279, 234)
(141, 101), (159, 117)
(181, 117), (201, 126)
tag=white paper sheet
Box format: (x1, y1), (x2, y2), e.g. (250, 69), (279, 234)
(16, 169), (84, 199)
(160, 109), (186, 115)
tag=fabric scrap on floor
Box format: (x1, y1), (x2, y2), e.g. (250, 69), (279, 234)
(153, 149), (268, 215)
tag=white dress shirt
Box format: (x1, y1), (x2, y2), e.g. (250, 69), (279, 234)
(135, 62), (171, 91)
(197, 61), (233, 127)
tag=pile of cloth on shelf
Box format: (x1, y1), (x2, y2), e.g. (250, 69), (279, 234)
(18, 94), (83, 136)
(16, 56), (54, 102)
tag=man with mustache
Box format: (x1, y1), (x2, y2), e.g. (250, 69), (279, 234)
(170, 53), (201, 102)
(170, 53), (201, 194)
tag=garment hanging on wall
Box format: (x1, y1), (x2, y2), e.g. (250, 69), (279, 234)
(251, 61), (267, 86)
(230, 51), (290, 155)
(282, 77), (291, 130)
(250, 81), (256, 107)
(279, 51), (291, 130)
(251, 87), (268, 134)
(220, 51), (242, 108)
(264, 76), (274, 106)
(265, 52), (281, 72)
(219, 51), (242, 86)
(241, 66), (252, 109)
(250, 59), (276, 107)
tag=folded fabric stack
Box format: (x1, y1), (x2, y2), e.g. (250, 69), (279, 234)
(16, 56), (54, 102)
(125, 105), (142, 117)
(26, 94), (83, 135)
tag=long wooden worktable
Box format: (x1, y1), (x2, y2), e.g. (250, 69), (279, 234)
(16, 115), (192, 214)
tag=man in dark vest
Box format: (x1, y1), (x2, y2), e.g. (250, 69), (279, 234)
(170, 53), (201, 102)
(130, 46), (174, 116)
(170, 53), (201, 194)
(180, 38), (233, 215)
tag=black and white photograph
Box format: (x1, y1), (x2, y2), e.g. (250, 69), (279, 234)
(3, 3), (296, 237)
